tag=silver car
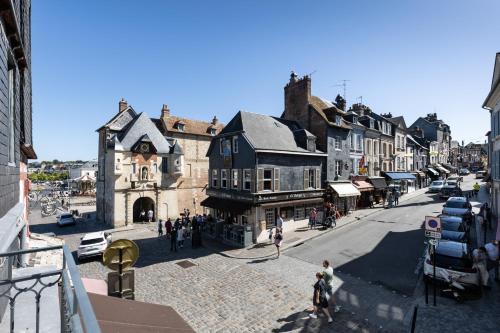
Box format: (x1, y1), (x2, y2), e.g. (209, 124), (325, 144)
(428, 180), (445, 193)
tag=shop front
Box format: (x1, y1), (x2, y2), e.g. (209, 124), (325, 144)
(201, 189), (325, 246)
(352, 176), (375, 208)
(411, 171), (428, 189)
(434, 164), (450, 178)
(367, 177), (388, 204)
(382, 172), (417, 194)
(326, 181), (361, 216)
(425, 167), (440, 180)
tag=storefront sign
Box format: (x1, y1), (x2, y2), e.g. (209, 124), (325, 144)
(206, 189), (254, 202)
(256, 190), (324, 203)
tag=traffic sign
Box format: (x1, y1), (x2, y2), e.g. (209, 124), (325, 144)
(103, 239), (139, 271)
(425, 216), (441, 232)
(425, 230), (442, 239)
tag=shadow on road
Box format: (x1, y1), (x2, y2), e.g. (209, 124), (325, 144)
(337, 228), (423, 296)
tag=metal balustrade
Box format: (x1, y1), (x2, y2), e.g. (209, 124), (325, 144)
(0, 245), (101, 333)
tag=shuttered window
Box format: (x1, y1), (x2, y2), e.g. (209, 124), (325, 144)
(303, 168), (309, 190)
(316, 169), (321, 189)
(273, 168), (280, 192)
(257, 168), (264, 192)
(232, 169), (239, 189)
(251, 169), (256, 193)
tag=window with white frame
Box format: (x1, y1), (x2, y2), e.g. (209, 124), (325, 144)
(308, 169), (315, 188)
(8, 68), (14, 164)
(243, 169), (251, 190)
(335, 115), (341, 125)
(221, 169), (228, 188)
(211, 169), (218, 187)
(263, 169), (273, 191)
(219, 139), (223, 155)
(356, 135), (361, 151)
(265, 208), (275, 228)
(232, 169), (238, 189)
(335, 136), (341, 149)
(335, 160), (342, 176)
(233, 136), (239, 153)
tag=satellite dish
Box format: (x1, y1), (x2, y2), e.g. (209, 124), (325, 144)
(103, 239), (139, 271)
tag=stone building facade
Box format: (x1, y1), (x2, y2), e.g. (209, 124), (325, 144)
(409, 113), (451, 165)
(0, 0), (36, 316)
(153, 104), (223, 215)
(281, 73), (352, 181)
(386, 115), (408, 172)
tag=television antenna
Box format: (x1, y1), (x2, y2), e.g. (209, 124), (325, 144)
(333, 80), (350, 102)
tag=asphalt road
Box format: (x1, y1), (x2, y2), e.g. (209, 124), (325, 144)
(285, 174), (479, 296)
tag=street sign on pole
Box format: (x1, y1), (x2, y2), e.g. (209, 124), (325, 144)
(425, 216), (441, 232)
(425, 230), (442, 239)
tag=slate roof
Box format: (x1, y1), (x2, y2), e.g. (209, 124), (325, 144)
(217, 111), (325, 155)
(158, 116), (224, 137)
(118, 113), (171, 154)
(387, 116), (407, 130)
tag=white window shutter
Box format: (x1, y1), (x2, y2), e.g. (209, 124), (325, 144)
(274, 168), (280, 192)
(304, 168), (309, 189)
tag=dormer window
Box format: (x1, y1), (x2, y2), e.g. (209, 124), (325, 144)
(210, 128), (216, 136)
(370, 119), (374, 128)
(352, 116), (357, 124)
(335, 115), (341, 126)
(177, 123), (185, 132)
(307, 138), (316, 152)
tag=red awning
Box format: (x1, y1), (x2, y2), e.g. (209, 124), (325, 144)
(354, 180), (374, 192)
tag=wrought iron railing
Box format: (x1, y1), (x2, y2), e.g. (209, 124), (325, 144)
(0, 245), (101, 333)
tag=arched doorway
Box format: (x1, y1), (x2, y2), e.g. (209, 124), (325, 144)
(133, 197), (155, 222)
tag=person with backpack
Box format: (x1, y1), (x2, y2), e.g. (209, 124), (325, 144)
(274, 230), (283, 258)
(170, 226), (177, 252)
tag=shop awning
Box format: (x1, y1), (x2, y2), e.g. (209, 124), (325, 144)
(384, 172), (416, 180)
(368, 177), (387, 190)
(435, 165), (450, 174)
(353, 180), (374, 192)
(412, 171), (426, 178)
(426, 167), (439, 176)
(200, 196), (252, 215)
(328, 183), (361, 197)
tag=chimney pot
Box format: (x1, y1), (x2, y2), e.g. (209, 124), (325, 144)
(211, 116), (218, 125)
(119, 98), (128, 112)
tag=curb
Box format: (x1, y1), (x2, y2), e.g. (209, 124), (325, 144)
(217, 188), (430, 260)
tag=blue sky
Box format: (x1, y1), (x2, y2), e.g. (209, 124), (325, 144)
(32, 0), (499, 161)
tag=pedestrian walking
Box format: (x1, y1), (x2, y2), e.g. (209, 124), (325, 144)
(381, 191), (387, 208)
(485, 240), (499, 281)
(170, 227), (177, 252)
(276, 214), (284, 233)
(394, 190), (400, 206)
(309, 208), (317, 229)
(157, 219), (163, 237)
(473, 247), (490, 289)
(165, 218), (172, 238)
(268, 227), (273, 242)
(177, 226), (185, 248)
(274, 230), (283, 258)
(473, 182), (480, 197)
(140, 209), (146, 222)
(387, 192), (394, 209)
(322, 260), (341, 313)
(368, 194), (374, 208)
(147, 209), (154, 222)
(309, 272), (333, 323)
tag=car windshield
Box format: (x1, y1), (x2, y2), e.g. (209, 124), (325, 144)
(60, 214), (72, 218)
(445, 201), (467, 209)
(81, 238), (104, 246)
(432, 181), (443, 186)
(432, 254), (472, 271)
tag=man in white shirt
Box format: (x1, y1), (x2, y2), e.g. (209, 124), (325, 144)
(276, 214), (284, 232)
(485, 240), (499, 281)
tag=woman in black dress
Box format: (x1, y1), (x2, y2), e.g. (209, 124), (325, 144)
(309, 272), (333, 323)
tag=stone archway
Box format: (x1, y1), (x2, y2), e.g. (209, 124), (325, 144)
(133, 197), (155, 222)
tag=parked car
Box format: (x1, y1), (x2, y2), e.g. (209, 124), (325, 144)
(475, 171), (486, 179)
(428, 180), (445, 193)
(56, 213), (76, 226)
(442, 197), (473, 222)
(459, 168), (470, 176)
(440, 229), (468, 243)
(438, 215), (469, 233)
(439, 184), (462, 199)
(423, 240), (479, 289)
(77, 232), (112, 262)
(446, 175), (462, 183)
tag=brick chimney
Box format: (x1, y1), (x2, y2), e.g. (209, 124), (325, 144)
(283, 71), (311, 128)
(119, 98), (128, 112)
(211, 115), (218, 125)
(160, 104), (170, 120)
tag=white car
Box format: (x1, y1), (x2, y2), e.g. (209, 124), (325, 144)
(57, 213), (76, 226)
(428, 180), (445, 193)
(423, 240), (479, 289)
(77, 232), (112, 261)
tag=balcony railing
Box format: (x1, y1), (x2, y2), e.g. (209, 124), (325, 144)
(0, 245), (101, 333)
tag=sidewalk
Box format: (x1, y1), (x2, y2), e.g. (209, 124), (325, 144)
(203, 186), (431, 259)
(412, 182), (500, 333)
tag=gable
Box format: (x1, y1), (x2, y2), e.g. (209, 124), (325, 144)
(105, 108), (137, 131)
